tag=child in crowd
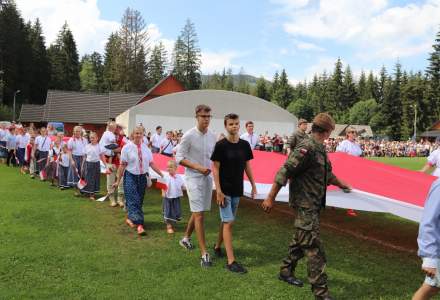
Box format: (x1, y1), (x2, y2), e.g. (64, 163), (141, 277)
(80, 132), (106, 200)
(58, 144), (70, 190)
(47, 136), (62, 186)
(25, 136), (35, 178)
(161, 160), (184, 234)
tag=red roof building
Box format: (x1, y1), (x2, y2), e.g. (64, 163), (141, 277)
(137, 75), (185, 104)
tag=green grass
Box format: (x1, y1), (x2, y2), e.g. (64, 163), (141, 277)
(368, 156), (426, 171)
(0, 164), (423, 299)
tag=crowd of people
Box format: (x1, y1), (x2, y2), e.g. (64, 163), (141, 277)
(2, 110), (440, 300)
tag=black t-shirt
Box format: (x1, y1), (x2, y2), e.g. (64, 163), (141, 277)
(210, 138), (254, 197)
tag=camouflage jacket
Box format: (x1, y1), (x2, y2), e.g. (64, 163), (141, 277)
(275, 137), (336, 209)
(287, 129), (307, 150)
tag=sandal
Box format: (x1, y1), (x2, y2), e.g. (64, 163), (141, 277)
(125, 218), (135, 228)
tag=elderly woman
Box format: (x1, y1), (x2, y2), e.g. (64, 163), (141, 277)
(113, 126), (164, 236)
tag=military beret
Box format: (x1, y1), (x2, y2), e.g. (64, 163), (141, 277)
(312, 113), (335, 132)
(298, 118), (308, 125)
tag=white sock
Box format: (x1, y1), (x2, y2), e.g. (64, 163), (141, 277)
(182, 236), (190, 242)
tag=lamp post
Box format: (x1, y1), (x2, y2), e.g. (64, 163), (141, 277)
(13, 90), (20, 122)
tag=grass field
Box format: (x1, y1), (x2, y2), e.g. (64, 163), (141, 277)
(368, 156), (426, 171)
(0, 159), (425, 299)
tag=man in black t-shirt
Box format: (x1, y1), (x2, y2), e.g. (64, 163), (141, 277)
(211, 113), (257, 274)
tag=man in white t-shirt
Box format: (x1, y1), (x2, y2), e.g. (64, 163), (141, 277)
(176, 104), (217, 268)
(151, 126), (164, 153)
(240, 121), (258, 150)
(420, 148), (440, 177)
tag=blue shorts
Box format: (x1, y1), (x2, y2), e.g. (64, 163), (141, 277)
(219, 195), (240, 223)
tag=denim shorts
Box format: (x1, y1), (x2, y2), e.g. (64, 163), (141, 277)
(219, 195), (240, 223)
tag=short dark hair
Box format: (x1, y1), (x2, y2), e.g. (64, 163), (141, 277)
(195, 104), (211, 115)
(224, 113), (239, 126)
(156, 126), (162, 130)
(311, 124), (327, 133)
(245, 121), (254, 127)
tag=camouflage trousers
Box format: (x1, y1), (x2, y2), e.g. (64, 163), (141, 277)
(280, 206), (328, 298)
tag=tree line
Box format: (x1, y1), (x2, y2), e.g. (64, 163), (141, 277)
(203, 33), (440, 140)
(0, 2), (202, 110)
(1, 0), (440, 139)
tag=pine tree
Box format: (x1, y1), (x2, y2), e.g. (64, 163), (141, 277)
(103, 33), (122, 91)
(172, 19), (202, 90)
(28, 19), (49, 103)
(225, 68), (234, 91)
(47, 22), (80, 91)
(328, 59), (343, 119)
(383, 62), (403, 139)
(366, 71), (378, 101)
(377, 66), (387, 104)
(255, 76), (269, 100)
(118, 8), (149, 92)
(342, 65), (357, 109)
(270, 71), (279, 102)
(147, 41), (168, 87)
(272, 69), (292, 108)
(426, 28), (440, 122)
(79, 57), (97, 91)
(89, 52), (104, 92)
(357, 70), (367, 100)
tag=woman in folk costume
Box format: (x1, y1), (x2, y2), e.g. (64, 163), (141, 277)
(25, 136), (36, 178)
(46, 135), (62, 186)
(80, 132), (107, 200)
(34, 127), (51, 179)
(113, 126), (164, 236)
(67, 126), (88, 187)
(15, 127), (29, 174)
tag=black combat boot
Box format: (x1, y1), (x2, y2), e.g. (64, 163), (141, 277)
(278, 273), (304, 287)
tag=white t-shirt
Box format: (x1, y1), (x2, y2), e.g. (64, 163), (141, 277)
(121, 142), (153, 175)
(85, 143), (105, 163)
(151, 133), (164, 148)
(99, 130), (116, 156)
(161, 138), (175, 154)
(428, 149), (440, 177)
(35, 135), (51, 152)
(164, 174), (185, 198)
(67, 137), (88, 156)
(240, 132), (258, 149)
(336, 139), (363, 157)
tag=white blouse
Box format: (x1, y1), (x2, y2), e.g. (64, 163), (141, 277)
(35, 135), (51, 152)
(164, 174), (185, 198)
(336, 139), (363, 157)
(85, 143), (105, 163)
(59, 152), (70, 167)
(67, 137), (88, 156)
(121, 142), (153, 175)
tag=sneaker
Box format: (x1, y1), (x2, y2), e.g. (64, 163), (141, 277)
(201, 253), (213, 268)
(213, 244), (224, 258)
(226, 261), (247, 274)
(179, 238), (194, 250)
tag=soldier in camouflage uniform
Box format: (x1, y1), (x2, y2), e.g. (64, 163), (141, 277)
(287, 118), (308, 156)
(262, 113), (351, 300)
